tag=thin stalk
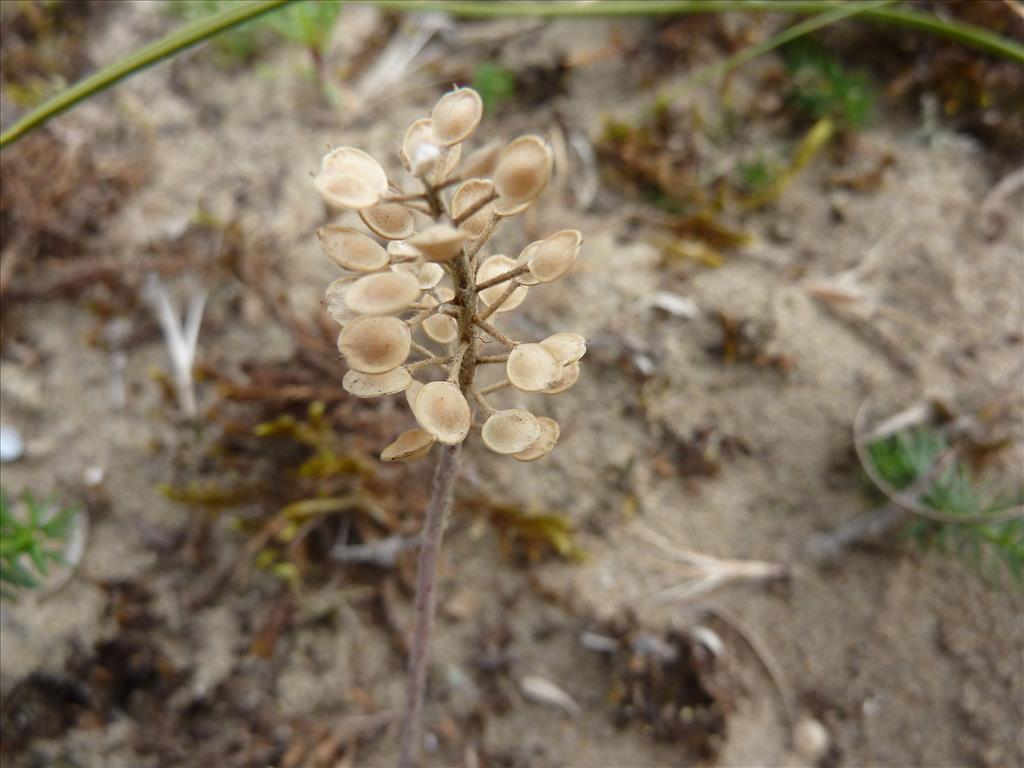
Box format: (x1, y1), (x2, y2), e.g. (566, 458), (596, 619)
(0, 0), (295, 148)
(475, 264), (530, 292)
(398, 443), (461, 768)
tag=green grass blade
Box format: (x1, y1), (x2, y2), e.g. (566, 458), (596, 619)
(0, 0), (296, 149)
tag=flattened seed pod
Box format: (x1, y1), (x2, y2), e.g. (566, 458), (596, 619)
(422, 288), (458, 344)
(436, 144), (462, 183)
(514, 240), (543, 286)
(338, 316), (411, 374)
(540, 332), (586, 364)
(392, 261), (444, 290)
(460, 140), (502, 179)
(544, 361), (580, 394)
(405, 378), (424, 411)
(343, 367), (413, 398)
(482, 409), (542, 454)
(513, 416), (560, 462)
(431, 87), (483, 147)
(324, 276), (358, 326)
(318, 226), (390, 273)
(359, 198), (415, 240)
(507, 343), (561, 392)
(451, 179), (496, 237)
(526, 229), (582, 283)
(409, 225), (469, 263)
(493, 136), (553, 205)
(401, 119), (439, 174)
(414, 381), (471, 445)
(345, 271), (421, 316)
(477, 254), (527, 312)
(317, 147), (389, 209)
(381, 429), (436, 461)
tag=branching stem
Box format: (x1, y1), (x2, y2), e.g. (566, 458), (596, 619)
(475, 263), (530, 292)
(473, 317), (517, 348)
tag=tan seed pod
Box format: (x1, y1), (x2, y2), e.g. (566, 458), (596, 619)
(507, 343), (561, 392)
(494, 197), (531, 218)
(408, 224), (469, 263)
(526, 229), (582, 283)
(436, 144), (462, 184)
(317, 147), (389, 209)
(544, 361), (580, 394)
(422, 288), (458, 344)
(324, 276), (358, 326)
(514, 240), (542, 286)
(414, 381), (471, 445)
(401, 119), (439, 174)
(338, 316), (411, 374)
(387, 239), (423, 262)
(477, 254), (527, 312)
(318, 226), (390, 273)
(493, 135), (553, 205)
(392, 261), (444, 290)
(381, 428), (436, 461)
(343, 367), (413, 398)
(540, 332), (586, 364)
(451, 179), (496, 237)
(345, 271), (421, 316)
(405, 378), (424, 411)
(459, 140), (502, 179)
(359, 198), (415, 240)
(513, 416), (560, 462)
(430, 87), (483, 147)
(482, 409), (542, 454)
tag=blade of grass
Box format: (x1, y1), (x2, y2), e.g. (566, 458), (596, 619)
(0, 0), (296, 149)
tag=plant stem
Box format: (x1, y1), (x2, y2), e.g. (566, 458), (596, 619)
(397, 435), (460, 768)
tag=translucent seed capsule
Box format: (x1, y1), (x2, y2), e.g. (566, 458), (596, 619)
(318, 226), (390, 273)
(324, 276), (358, 327)
(451, 179), (496, 238)
(405, 378), (424, 411)
(477, 254), (527, 313)
(338, 316), (412, 374)
(482, 409), (542, 454)
(525, 229), (582, 283)
(493, 135), (553, 205)
(316, 147), (389, 209)
(392, 261), (444, 290)
(430, 87), (483, 147)
(421, 288), (458, 344)
(401, 119), (439, 174)
(513, 417), (560, 462)
(359, 197), (415, 240)
(540, 332), (586, 364)
(507, 343), (562, 392)
(343, 367), (413, 398)
(414, 381), (471, 445)
(345, 271), (421, 316)
(408, 225), (470, 263)
(544, 361), (580, 394)
(381, 429), (436, 461)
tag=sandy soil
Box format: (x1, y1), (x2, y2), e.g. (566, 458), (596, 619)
(1, 5), (1022, 768)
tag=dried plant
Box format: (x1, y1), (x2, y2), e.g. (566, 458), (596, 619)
(311, 85), (584, 766)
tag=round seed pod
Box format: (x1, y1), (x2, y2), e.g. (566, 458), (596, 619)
(482, 409), (542, 455)
(317, 147), (388, 209)
(324, 276), (358, 326)
(359, 198), (415, 241)
(381, 429), (436, 461)
(414, 381), (471, 445)
(391, 261), (444, 290)
(507, 343), (561, 392)
(514, 240), (542, 286)
(422, 288), (458, 344)
(345, 271), (421, 316)
(338, 316), (411, 374)
(493, 135), (552, 205)
(544, 361), (580, 394)
(451, 179), (496, 237)
(401, 119), (439, 174)
(477, 254), (527, 313)
(343, 367), (413, 398)
(525, 229), (581, 283)
(409, 225), (469, 263)
(513, 416), (560, 462)
(460, 140), (502, 179)
(540, 332), (586, 364)
(318, 226), (390, 273)
(431, 87), (483, 147)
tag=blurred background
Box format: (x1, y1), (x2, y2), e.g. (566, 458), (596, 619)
(1, 2), (1022, 766)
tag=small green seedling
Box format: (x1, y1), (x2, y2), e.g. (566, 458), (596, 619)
(0, 488), (78, 600)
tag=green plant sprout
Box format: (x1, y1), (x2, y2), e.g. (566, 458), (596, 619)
(868, 429), (1024, 589)
(782, 39), (875, 130)
(471, 61), (517, 112)
(0, 488), (78, 600)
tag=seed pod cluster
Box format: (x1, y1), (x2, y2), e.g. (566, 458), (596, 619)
(314, 86), (584, 463)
